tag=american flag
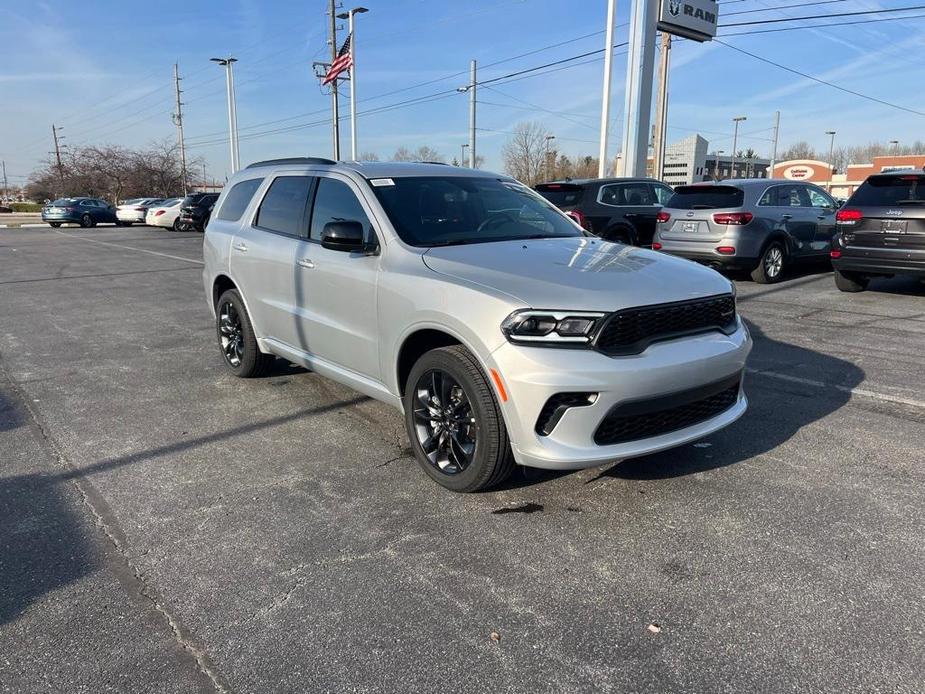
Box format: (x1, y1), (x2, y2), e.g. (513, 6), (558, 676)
(322, 34), (352, 85)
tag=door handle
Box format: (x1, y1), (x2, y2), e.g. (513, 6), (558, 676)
(233, 242), (248, 252)
(297, 258), (315, 269)
(817, 215), (827, 220)
(781, 214), (793, 220)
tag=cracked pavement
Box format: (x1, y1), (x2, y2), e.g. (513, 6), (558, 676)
(1, 226), (924, 693)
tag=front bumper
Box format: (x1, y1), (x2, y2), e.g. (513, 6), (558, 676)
(487, 319), (752, 470)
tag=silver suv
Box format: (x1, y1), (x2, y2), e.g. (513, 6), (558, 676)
(203, 158), (752, 492)
(653, 179), (838, 283)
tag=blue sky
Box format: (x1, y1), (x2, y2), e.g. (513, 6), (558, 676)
(3, 0), (924, 185)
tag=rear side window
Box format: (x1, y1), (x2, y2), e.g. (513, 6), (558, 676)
(759, 185), (805, 207)
(599, 182), (656, 206)
(309, 178), (373, 242)
(849, 175), (925, 206)
(255, 176), (312, 236)
(667, 185), (744, 210)
(535, 184), (584, 207)
(216, 178), (262, 221)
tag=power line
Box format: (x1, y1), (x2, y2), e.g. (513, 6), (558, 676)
(722, 4), (925, 27)
(724, 0), (851, 17)
(721, 11), (925, 37)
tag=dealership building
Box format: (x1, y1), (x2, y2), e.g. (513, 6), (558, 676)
(771, 155), (925, 198)
(644, 134), (771, 186)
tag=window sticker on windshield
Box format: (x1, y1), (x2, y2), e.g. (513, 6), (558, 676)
(370, 178), (395, 187)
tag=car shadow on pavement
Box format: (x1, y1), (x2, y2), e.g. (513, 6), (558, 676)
(0, 390), (22, 432)
(600, 319), (864, 481)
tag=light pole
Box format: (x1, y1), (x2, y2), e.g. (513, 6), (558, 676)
(337, 7), (368, 161)
(598, 0), (617, 177)
(545, 134), (556, 180)
(460, 143), (469, 167)
(715, 150), (725, 180)
(890, 139), (899, 154)
(210, 57), (240, 173)
(826, 130), (836, 192)
(730, 116), (746, 179)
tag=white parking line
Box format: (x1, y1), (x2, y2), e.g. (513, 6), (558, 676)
(747, 367), (925, 409)
(53, 229), (204, 265)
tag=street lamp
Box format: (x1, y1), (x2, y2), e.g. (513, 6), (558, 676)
(715, 150), (725, 180)
(730, 116), (746, 179)
(210, 57), (240, 173)
(336, 7), (369, 161)
(826, 130), (837, 192)
(890, 139), (899, 153)
(460, 143), (469, 167)
(544, 134), (556, 180)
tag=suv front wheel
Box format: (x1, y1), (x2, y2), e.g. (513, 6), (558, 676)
(404, 345), (515, 492)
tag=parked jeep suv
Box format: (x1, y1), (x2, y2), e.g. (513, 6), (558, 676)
(831, 172), (925, 292)
(178, 192), (219, 232)
(653, 180), (838, 283)
(535, 178), (673, 246)
(203, 159), (752, 492)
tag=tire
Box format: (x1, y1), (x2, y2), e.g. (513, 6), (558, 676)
(49, 222), (61, 228)
(602, 225), (635, 245)
(172, 218), (183, 232)
(834, 268), (869, 292)
(404, 345), (515, 493)
(80, 213), (95, 228)
(215, 289), (275, 378)
(750, 241), (786, 284)
(199, 215), (210, 233)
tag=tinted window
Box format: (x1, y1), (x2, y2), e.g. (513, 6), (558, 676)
(653, 184), (673, 204)
(761, 186), (805, 207)
(216, 178), (262, 221)
(255, 176), (311, 236)
(371, 177), (582, 247)
(849, 175), (925, 206)
(599, 183), (655, 206)
(534, 183), (584, 207)
(666, 185), (744, 210)
(50, 198), (75, 206)
(310, 178), (373, 242)
(199, 194), (219, 208)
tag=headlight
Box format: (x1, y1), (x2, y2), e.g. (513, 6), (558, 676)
(501, 309), (606, 346)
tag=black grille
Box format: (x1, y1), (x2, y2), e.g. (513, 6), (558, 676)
(594, 294), (736, 356)
(594, 374), (741, 446)
(535, 392), (596, 436)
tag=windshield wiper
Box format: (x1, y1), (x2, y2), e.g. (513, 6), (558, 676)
(895, 199), (925, 205)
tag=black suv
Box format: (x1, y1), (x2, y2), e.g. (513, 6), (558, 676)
(178, 193), (220, 232)
(535, 178), (673, 246)
(831, 172), (925, 292)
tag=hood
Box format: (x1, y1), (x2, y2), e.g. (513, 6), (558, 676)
(422, 237), (733, 312)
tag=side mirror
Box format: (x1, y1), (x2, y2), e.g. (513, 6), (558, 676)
(321, 220), (365, 252)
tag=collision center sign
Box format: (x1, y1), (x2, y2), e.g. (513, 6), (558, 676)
(658, 0), (719, 42)
(783, 165), (815, 180)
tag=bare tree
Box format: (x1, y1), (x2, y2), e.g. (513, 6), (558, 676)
(359, 151), (380, 161)
(501, 121), (552, 186)
(390, 145), (444, 162)
(779, 141), (819, 161)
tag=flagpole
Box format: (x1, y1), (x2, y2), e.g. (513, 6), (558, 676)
(349, 14), (357, 161)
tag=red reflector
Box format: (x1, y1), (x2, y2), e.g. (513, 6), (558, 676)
(830, 250), (842, 259)
(546, 184), (561, 189)
(155, 210), (165, 216)
(712, 212), (753, 225)
(656, 211), (671, 223)
(716, 246), (736, 255)
(652, 242), (663, 250)
(836, 208), (863, 223)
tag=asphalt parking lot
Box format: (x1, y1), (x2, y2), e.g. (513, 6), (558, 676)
(1, 224), (924, 693)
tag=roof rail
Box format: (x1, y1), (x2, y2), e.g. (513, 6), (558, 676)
(246, 157), (336, 169)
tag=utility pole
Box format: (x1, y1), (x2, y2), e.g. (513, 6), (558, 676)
(620, 0), (658, 178)
(730, 116), (746, 179)
(468, 60), (477, 168)
(1, 160), (7, 202)
(460, 143), (469, 168)
(769, 110), (780, 176)
(52, 124), (64, 178)
(173, 63), (189, 195)
(545, 134), (556, 180)
(597, 0), (617, 178)
(329, 0), (342, 160)
(652, 32), (671, 181)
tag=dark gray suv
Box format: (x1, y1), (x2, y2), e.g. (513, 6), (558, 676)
(653, 179), (838, 283)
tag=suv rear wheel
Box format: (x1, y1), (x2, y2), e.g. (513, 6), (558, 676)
(751, 241), (786, 284)
(834, 268), (869, 292)
(404, 345), (515, 492)
(215, 289), (275, 377)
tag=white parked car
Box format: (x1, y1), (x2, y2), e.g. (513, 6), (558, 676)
(145, 198), (184, 230)
(116, 198), (164, 225)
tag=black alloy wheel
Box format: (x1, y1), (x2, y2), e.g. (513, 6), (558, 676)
(214, 288), (275, 377)
(80, 213), (95, 228)
(411, 369), (478, 475)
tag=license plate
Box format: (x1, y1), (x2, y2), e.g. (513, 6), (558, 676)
(880, 220), (907, 233)
(682, 221), (699, 233)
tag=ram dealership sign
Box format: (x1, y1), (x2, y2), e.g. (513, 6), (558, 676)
(658, 0), (719, 42)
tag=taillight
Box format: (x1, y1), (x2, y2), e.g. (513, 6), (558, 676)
(155, 210), (165, 216)
(134, 207), (146, 212)
(712, 212), (753, 225)
(656, 211), (671, 223)
(830, 249), (842, 259)
(652, 242), (663, 250)
(836, 208), (863, 224)
(567, 210), (591, 231)
(716, 246), (736, 255)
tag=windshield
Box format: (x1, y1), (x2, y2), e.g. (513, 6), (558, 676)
(371, 176), (583, 247)
(850, 175), (925, 206)
(535, 183), (584, 208)
(667, 185), (745, 210)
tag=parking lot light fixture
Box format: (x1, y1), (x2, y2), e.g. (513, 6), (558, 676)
(826, 130), (837, 192)
(460, 143), (469, 167)
(731, 117), (746, 179)
(210, 57), (240, 173)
